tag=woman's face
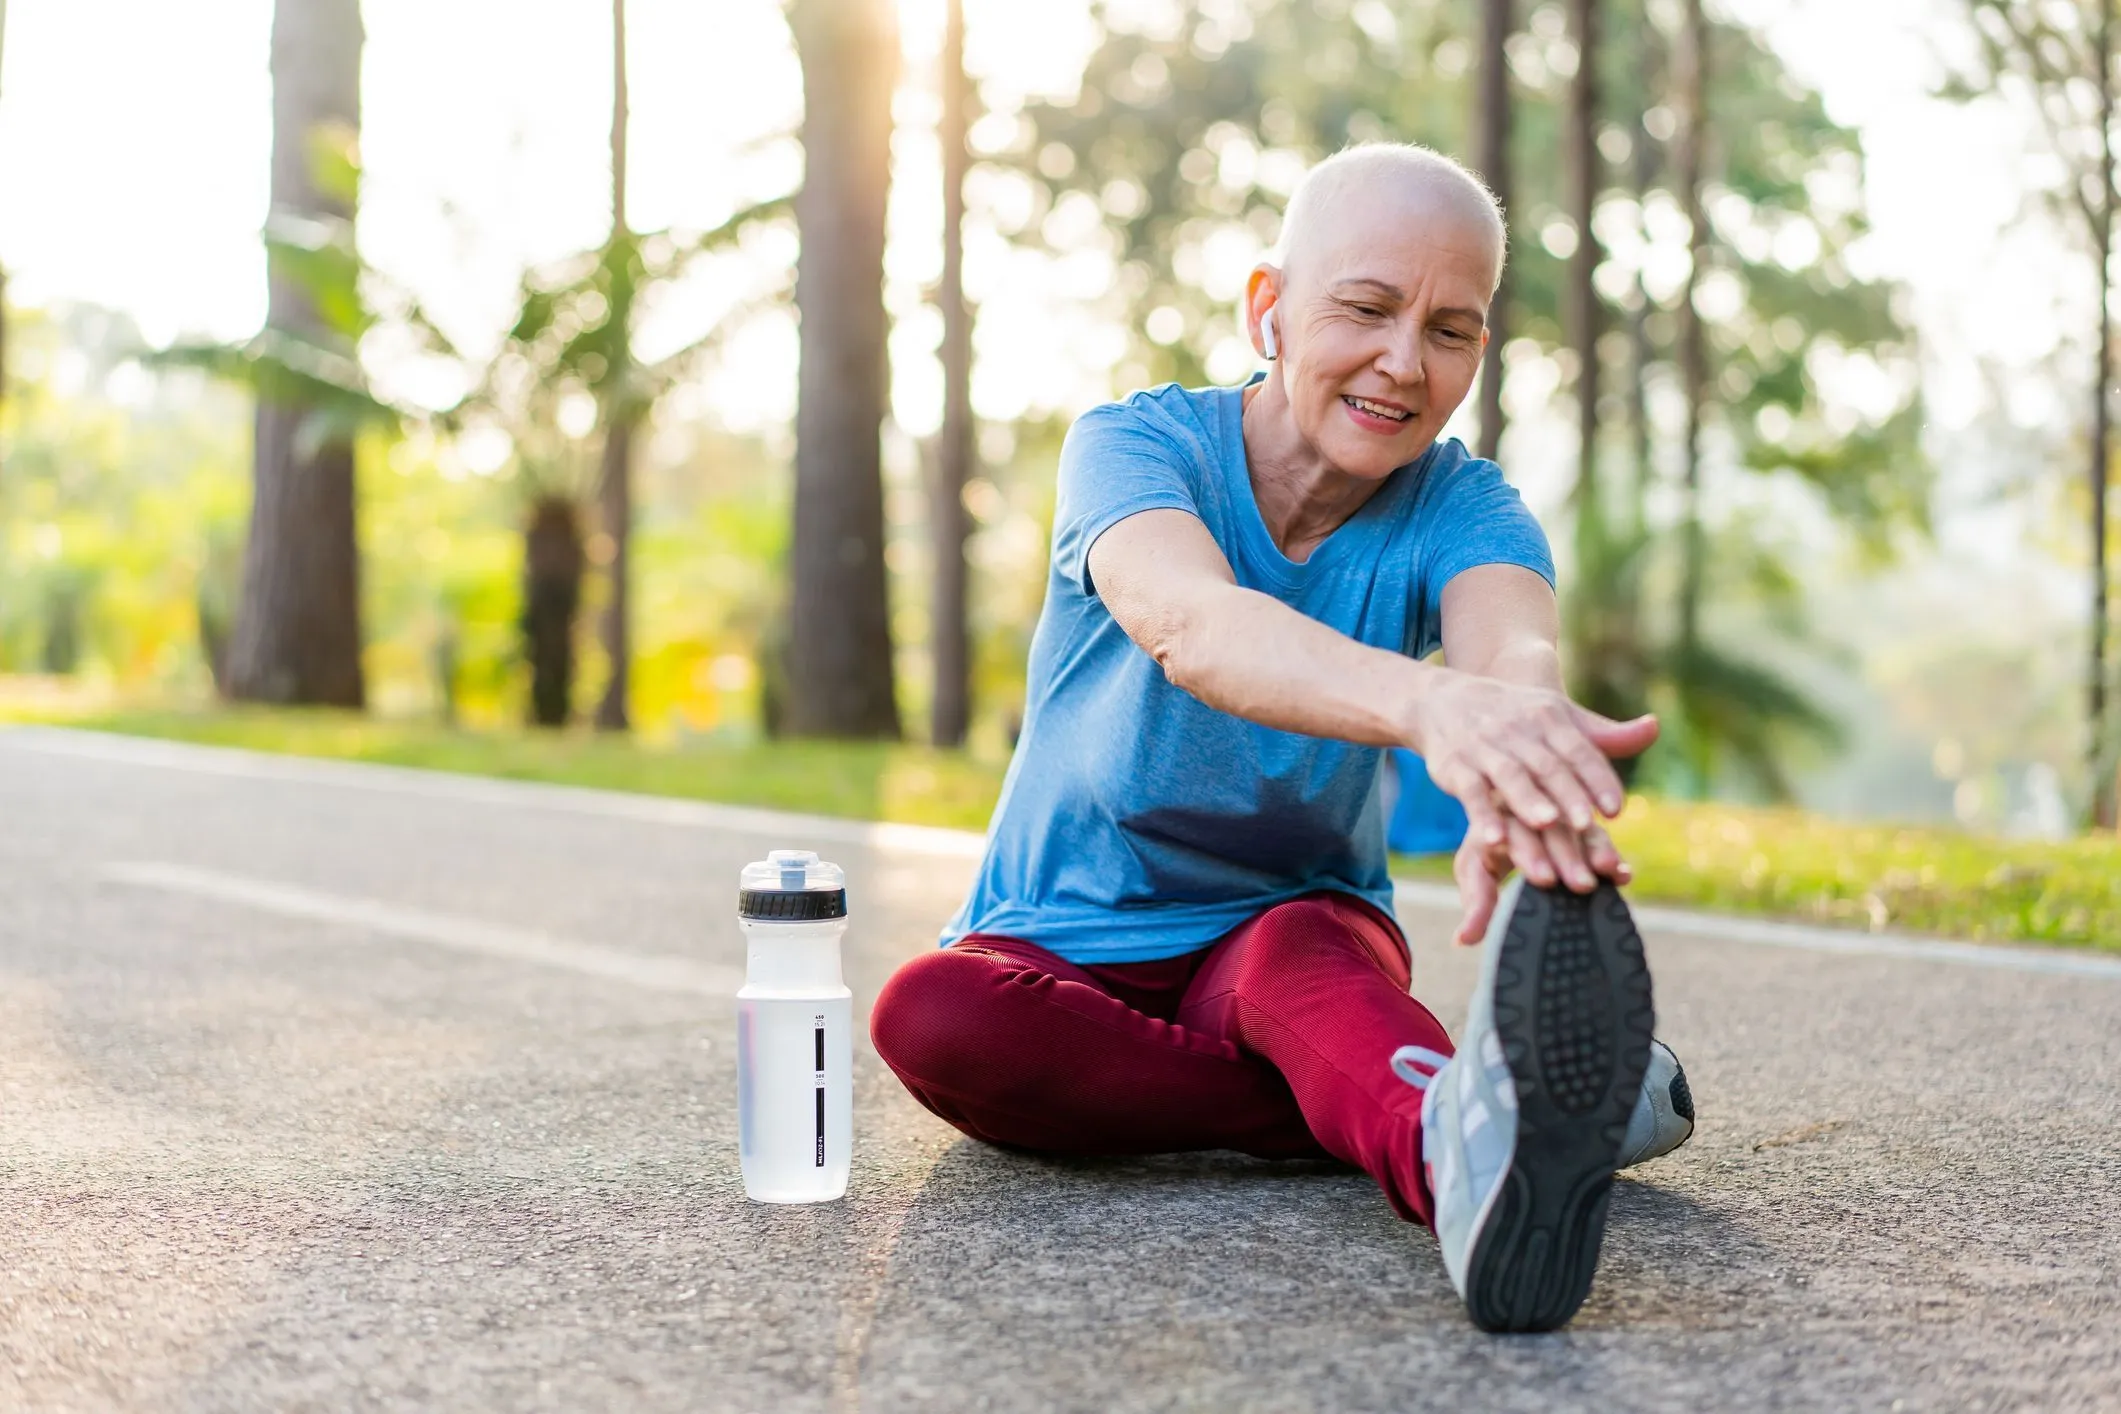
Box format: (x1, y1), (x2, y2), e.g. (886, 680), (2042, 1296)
(1251, 204), (1495, 481)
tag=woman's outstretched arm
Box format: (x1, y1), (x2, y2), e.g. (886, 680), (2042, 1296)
(1089, 509), (1657, 941)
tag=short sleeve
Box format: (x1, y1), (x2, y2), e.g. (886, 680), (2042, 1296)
(1050, 402), (1204, 596)
(1415, 458), (1556, 655)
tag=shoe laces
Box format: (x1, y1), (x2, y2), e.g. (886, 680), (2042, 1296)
(1389, 1044), (1452, 1090)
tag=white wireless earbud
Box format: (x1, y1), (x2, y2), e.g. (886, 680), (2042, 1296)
(1260, 308), (1280, 361)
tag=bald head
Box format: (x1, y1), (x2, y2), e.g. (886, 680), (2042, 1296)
(1277, 143), (1506, 296)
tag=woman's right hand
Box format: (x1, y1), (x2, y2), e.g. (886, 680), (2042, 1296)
(1407, 667), (1659, 939)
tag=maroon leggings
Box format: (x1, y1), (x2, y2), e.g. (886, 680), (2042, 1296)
(869, 892), (1454, 1223)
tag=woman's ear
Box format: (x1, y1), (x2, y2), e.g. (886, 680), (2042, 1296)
(1246, 264), (1283, 363)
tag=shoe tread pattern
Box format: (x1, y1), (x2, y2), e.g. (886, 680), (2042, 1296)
(1465, 883), (1654, 1333)
(1668, 1066), (1695, 1123)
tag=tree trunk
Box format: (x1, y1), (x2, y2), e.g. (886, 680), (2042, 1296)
(2092, 0), (2117, 828)
(594, 418), (633, 730)
(1566, 0), (1603, 524)
(594, 0), (634, 732)
(931, 0), (974, 748)
(1675, 0), (1708, 660)
(524, 497), (584, 728)
(1474, 0), (1513, 462)
(787, 0), (902, 738)
(1589, 6), (1664, 778)
(1626, 14), (1659, 542)
(0, 0), (10, 481)
(226, 0), (366, 707)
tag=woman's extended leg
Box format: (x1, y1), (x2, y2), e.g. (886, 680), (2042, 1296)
(869, 936), (1324, 1159)
(1178, 893), (1455, 1224)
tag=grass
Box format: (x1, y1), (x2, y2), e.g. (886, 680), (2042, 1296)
(18, 704), (1008, 833)
(10, 697), (2119, 953)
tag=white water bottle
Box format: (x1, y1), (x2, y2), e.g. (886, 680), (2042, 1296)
(736, 849), (852, 1203)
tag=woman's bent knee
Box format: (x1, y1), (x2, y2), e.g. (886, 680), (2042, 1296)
(1235, 893), (1409, 985)
(869, 947), (1002, 1086)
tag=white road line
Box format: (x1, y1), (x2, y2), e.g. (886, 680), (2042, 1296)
(6, 727), (985, 861)
(1391, 880), (2121, 981)
(16, 727), (2118, 982)
(102, 861), (745, 996)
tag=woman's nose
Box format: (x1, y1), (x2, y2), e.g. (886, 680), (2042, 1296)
(1375, 327), (1425, 386)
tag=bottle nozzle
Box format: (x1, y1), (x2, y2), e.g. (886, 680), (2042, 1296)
(766, 848), (818, 890)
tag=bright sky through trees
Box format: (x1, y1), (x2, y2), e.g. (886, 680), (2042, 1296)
(0, 0), (2090, 540)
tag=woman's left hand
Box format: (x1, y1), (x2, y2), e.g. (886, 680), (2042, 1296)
(1450, 809), (1633, 946)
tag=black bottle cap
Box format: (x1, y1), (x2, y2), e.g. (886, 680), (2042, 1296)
(738, 888), (849, 922)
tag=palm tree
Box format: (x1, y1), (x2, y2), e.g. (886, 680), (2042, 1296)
(931, 0), (974, 747)
(225, 0), (366, 706)
(785, 0), (902, 738)
(474, 201), (788, 730)
(1473, 0), (1514, 462)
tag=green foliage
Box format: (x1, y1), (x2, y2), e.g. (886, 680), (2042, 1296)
(1652, 637), (1845, 801)
(0, 296), (808, 738)
(0, 307), (247, 688)
(147, 135), (454, 457)
(473, 196), (795, 459)
(1605, 792), (2121, 950)
(353, 425), (799, 732)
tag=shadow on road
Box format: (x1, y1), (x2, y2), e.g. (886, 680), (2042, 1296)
(844, 1137), (1786, 1412)
(1574, 1177), (1785, 1331)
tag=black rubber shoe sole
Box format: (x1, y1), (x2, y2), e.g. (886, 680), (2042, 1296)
(1462, 881), (1655, 1333)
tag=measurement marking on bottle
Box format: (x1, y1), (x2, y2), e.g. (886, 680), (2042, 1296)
(813, 1014), (827, 1168)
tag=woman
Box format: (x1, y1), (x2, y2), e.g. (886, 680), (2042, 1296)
(870, 143), (1694, 1333)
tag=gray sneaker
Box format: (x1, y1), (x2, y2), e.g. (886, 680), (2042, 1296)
(1618, 1040), (1696, 1168)
(1393, 875), (1654, 1332)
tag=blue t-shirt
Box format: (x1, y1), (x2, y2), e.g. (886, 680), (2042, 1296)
(944, 381), (1555, 964)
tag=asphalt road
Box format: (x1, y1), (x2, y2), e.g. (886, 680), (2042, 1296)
(4, 727), (2119, 1413)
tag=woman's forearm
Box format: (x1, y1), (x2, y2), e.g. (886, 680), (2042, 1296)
(1157, 578), (1439, 749)
(1093, 511), (1649, 850)
(1091, 508), (1453, 751)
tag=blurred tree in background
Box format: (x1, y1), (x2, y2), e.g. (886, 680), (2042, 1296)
(595, 0), (637, 733)
(0, 307), (248, 689)
(785, 0), (902, 739)
(1473, 0), (1512, 461)
(1944, 0), (2119, 827)
(930, 0), (977, 749)
(226, 0), (368, 707)
(0, 0), (11, 465)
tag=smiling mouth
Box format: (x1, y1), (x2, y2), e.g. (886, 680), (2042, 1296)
(1342, 395), (1412, 424)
